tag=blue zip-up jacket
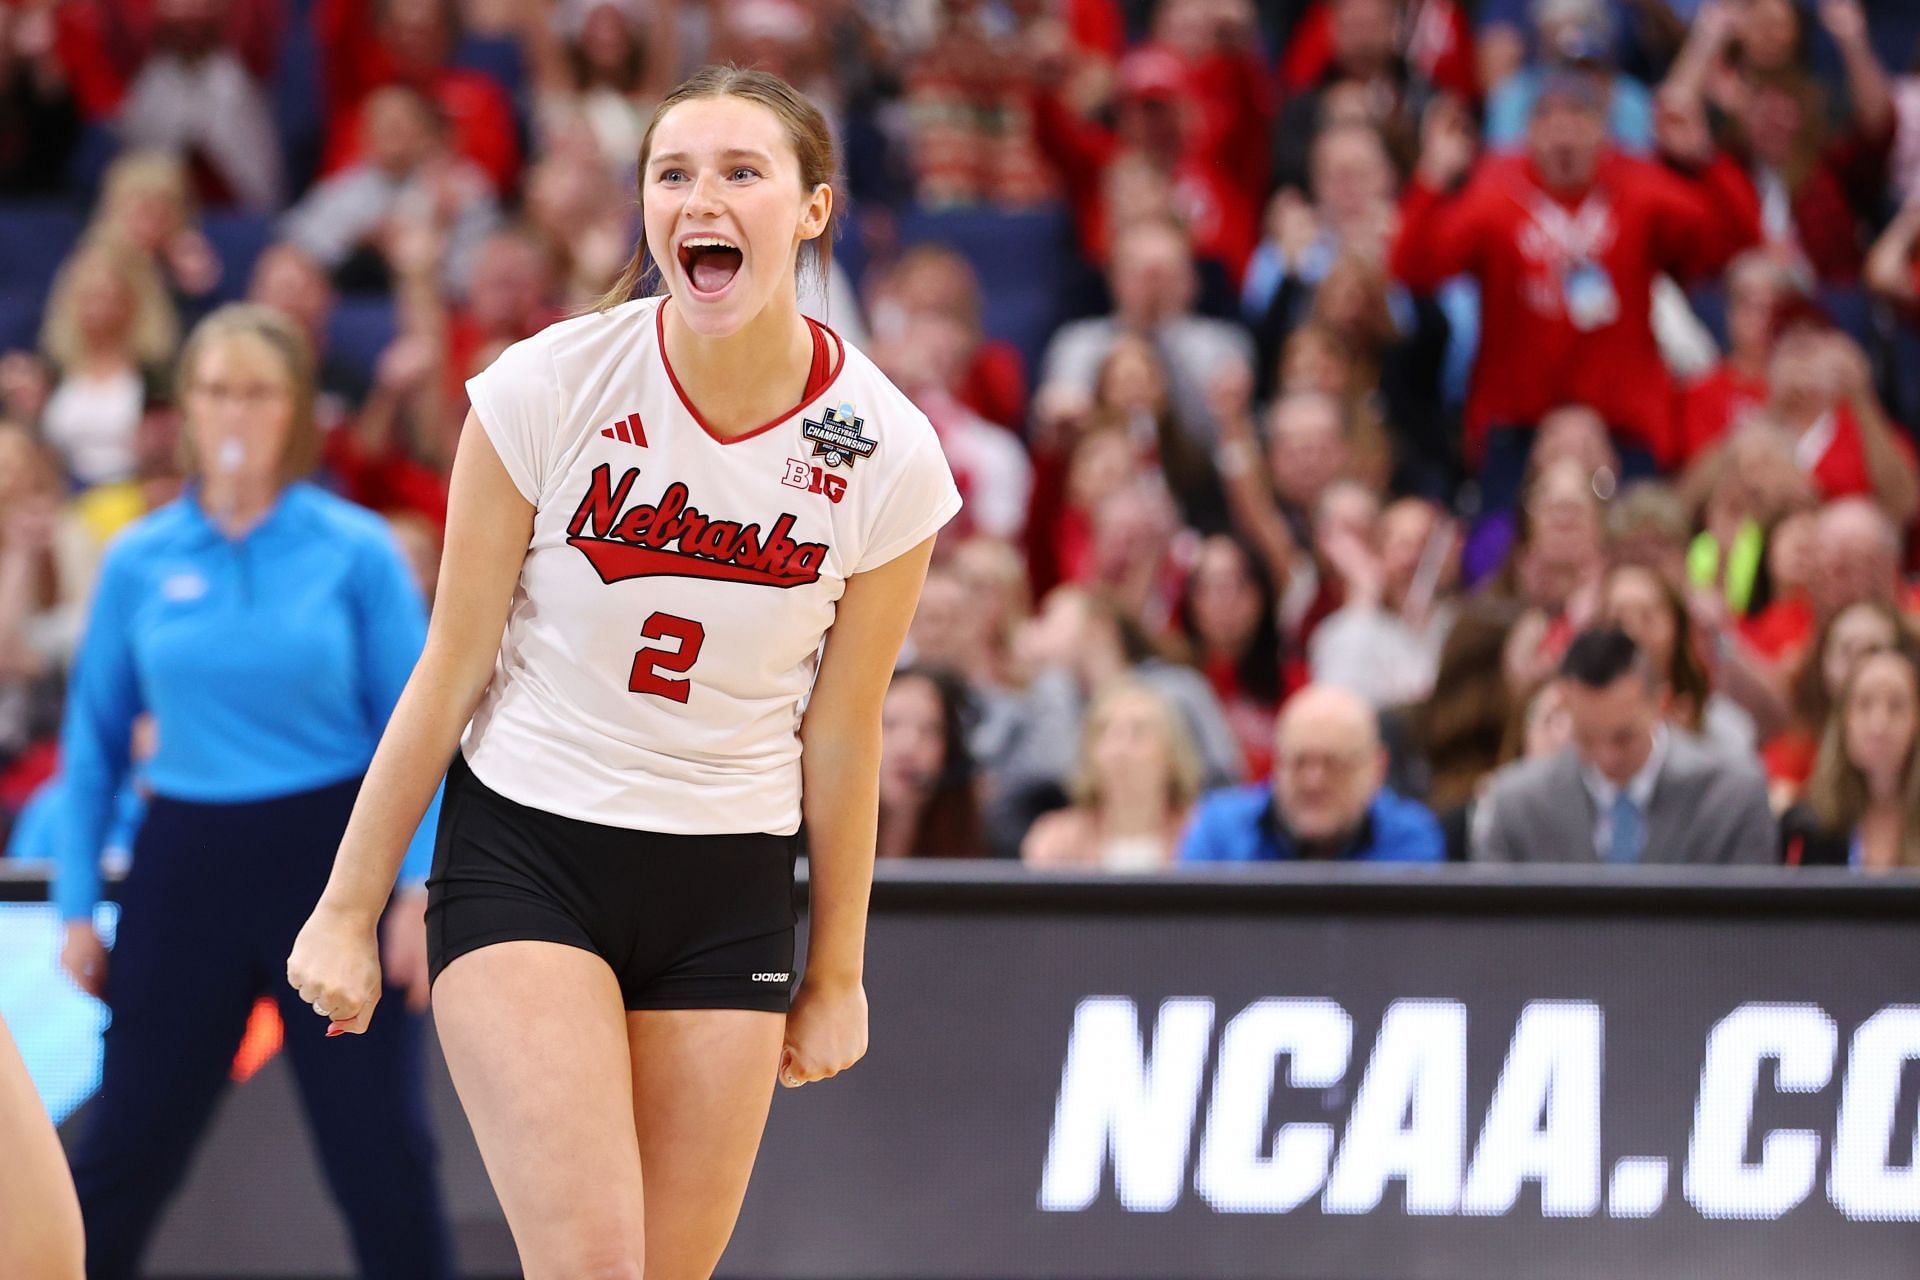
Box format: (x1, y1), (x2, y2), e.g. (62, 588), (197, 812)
(55, 483), (441, 921)
(1178, 783), (1444, 864)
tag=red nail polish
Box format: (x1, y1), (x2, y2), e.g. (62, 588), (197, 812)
(326, 1026), (343, 1037)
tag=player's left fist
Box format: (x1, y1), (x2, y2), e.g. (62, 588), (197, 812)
(778, 974), (868, 1088)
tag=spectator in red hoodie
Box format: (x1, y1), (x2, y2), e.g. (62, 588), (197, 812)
(315, 0), (521, 195)
(1392, 71), (1761, 512)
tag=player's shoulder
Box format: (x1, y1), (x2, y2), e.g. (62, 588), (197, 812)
(484, 296), (663, 376)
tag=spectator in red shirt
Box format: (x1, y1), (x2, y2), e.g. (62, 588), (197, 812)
(1685, 302), (1919, 526)
(1280, 0), (1479, 106)
(1674, 249), (1804, 466)
(315, 0), (521, 195)
(1392, 71), (1761, 511)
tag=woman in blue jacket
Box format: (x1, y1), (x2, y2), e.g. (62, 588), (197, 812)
(53, 304), (452, 1280)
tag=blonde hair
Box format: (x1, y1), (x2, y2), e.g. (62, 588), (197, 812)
(1069, 679), (1203, 815)
(39, 241), (178, 372)
(595, 64), (838, 312)
(175, 304), (321, 485)
(1805, 643), (1920, 868)
(89, 150), (195, 246)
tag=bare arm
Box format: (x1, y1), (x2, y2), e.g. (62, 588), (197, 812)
(778, 534), (938, 1087)
(796, 535), (938, 989)
(0, 1013), (82, 1280)
(1821, 0), (1893, 136)
(311, 411), (532, 927)
(1864, 203), (1920, 301)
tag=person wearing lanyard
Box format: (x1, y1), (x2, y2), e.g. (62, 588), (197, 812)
(53, 304), (453, 1280)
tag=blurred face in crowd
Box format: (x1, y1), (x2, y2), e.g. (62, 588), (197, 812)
(1603, 564), (1677, 674)
(1563, 665), (1661, 786)
(1523, 681), (1573, 759)
(183, 332), (296, 490)
(1281, 326), (1352, 396)
(248, 244), (334, 339)
(1188, 536), (1265, 656)
(949, 537), (1026, 651)
(1822, 603), (1900, 705)
(1767, 507), (1818, 597)
(1527, 93), (1607, 194)
(1088, 685), (1180, 805)
(70, 251), (135, 348)
(579, 3), (643, 79)
(379, 0), (453, 71)
(1742, 82), (1810, 170)
(907, 569), (981, 672)
(883, 252), (977, 331)
(1813, 501), (1900, 615)
(1315, 479), (1380, 561)
(1311, 125), (1395, 227)
(363, 87), (443, 174)
(1272, 685), (1386, 842)
(1533, 404), (1618, 490)
(880, 673), (947, 807)
(1066, 428), (1139, 514)
(1329, 0), (1398, 76)
(1092, 478), (1179, 578)
(466, 235), (552, 335)
(1843, 650), (1919, 790)
(1096, 334), (1168, 417)
(643, 93), (829, 338)
(1765, 323), (1831, 415)
(1525, 458), (1605, 567)
(1266, 393), (1349, 510)
(1726, 257), (1787, 365)
(1108, 224), (1196, 328)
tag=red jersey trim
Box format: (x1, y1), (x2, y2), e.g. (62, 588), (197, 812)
(655, 297), (846, 446)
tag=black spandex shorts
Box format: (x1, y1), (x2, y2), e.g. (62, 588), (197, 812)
(425, 751), (800, 1012)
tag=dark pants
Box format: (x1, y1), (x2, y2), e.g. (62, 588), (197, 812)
(1478, 423), (1661, 515)
(67, 776), (454, 1280)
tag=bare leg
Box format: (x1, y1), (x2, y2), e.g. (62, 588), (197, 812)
(432, 942), (647, 1280)
(0, 1012), (83, 1280)
(627, 1008), (786, 1280)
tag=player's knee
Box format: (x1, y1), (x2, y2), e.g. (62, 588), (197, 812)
(526, 1237), (644, 1280)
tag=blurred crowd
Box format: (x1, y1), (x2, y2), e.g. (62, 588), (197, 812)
(3, 0), (1920, 876)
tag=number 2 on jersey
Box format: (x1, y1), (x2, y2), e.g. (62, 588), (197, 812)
(628, 612), (705, 703)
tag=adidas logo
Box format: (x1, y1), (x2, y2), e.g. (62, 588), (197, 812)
(601, 412), (647, 447)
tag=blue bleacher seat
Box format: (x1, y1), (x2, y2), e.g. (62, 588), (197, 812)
(0, 203), (87, 296)
(0, 290), (44, 353)
(200, 212), (276, 305)
(883, 205), (1077, 377)
(325, 296), (399, 389)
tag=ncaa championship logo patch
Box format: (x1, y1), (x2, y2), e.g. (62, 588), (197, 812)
(801, 404), (877, 469)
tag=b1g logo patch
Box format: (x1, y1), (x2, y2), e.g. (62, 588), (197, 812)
(782, 457), (847, 504)
(801, 404), (877, 469)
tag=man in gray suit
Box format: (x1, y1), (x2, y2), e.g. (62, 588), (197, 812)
(1472, 627), (1776, 865)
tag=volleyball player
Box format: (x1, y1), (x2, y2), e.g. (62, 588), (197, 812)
(287, 65), (963, 1279)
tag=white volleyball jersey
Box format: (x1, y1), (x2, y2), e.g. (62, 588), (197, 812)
(461, 295), (962, 834)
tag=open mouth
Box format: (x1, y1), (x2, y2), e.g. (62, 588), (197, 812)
(677, 236), (743, 298)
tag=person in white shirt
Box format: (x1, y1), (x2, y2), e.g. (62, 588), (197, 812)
(286, 66), (961, 1280)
